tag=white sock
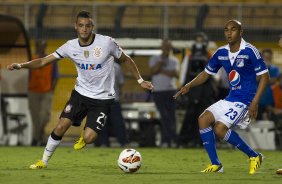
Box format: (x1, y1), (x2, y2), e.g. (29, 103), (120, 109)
(42, 135), (61, 164)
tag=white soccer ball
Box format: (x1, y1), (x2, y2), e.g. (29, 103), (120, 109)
(117, 148), (142, 173)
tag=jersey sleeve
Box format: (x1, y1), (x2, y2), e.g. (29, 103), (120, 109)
(52, 41), (69, 59)
(204, 51), (222, 75)
(109, 38), (123, 59)
(249, 47), (268, 76)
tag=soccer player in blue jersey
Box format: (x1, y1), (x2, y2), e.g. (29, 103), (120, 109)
(174, 20), (269, 174)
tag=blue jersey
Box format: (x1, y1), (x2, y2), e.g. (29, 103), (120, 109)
(205, 39), (268, 106)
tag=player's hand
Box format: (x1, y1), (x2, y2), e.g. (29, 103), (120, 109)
(7, 63), (22, 70)
(140, 81), (154, 90)
(248, 101), (258, 120)
(173, 83), (191, 99)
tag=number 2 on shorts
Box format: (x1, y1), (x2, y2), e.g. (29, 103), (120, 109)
(96, 112), (106, 127)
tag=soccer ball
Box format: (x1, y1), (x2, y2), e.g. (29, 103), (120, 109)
(117, 148), (142, 173)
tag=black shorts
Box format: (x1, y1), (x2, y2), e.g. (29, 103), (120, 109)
(60, 90), (114, 134)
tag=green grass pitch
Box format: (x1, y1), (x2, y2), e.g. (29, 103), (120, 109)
(0, 147), (281, 184)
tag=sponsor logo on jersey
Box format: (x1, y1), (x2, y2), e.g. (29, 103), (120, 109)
(231, 85), (242, 90)
(94, 47), (102, 58)
(218, 56), (229, 60)
(235, 59), (244, 67)
(84, 50), (89, 58)
(237, 55), (249, 59)
(77, 63), (102, 70)
(229, 70), (240, 86)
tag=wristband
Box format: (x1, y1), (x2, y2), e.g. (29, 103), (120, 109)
(137, 78), (144, 84)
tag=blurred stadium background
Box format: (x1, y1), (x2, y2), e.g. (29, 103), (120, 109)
(0, 0), (282, 147)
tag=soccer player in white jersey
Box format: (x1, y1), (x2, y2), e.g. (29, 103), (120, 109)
(7, 10), (153, 169)
(174, 20), (269, 174)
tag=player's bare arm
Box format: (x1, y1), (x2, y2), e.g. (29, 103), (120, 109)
(173, 71), (210, 99)
(248, 72), (270, 120)
(7, 54), (59, 70)
(119, 52), (154, 90)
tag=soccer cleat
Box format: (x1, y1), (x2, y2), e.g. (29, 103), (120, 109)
(201, 164), (224, 173)
(29, 160), (47, 169)
(73, 135), (86, 150)
(249, 153), (263, 174)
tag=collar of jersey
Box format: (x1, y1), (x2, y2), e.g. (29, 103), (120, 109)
(224, 38), (246, 51)
(78, 34), (95, 47)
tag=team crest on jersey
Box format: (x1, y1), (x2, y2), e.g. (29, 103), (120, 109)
(64, 104), (72, 113)
(236, 59), (244, 67)
(93, 47), (102, 58)
(84, 50), (90, 58)
(229, 70), (240, 86)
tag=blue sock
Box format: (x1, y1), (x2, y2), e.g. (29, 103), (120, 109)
(200, 127), (221, 165)
(224, 129), (258, 157)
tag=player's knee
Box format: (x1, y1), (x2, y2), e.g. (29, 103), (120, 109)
(83, 130), (98, 144)
(54, 124), (68, 135)
(54, 118), (72, 135)
(213, 126), (224, 138)
(214, 123), (228, 139)
(198, 110), (215, 129)
(83, 136), (93, 144)
(198, 114), (211, 129)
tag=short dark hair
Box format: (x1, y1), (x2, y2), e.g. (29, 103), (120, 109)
(77, 10), (91, 19)
(261, 48), (273, 55)
(76, 10), (94, 25)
